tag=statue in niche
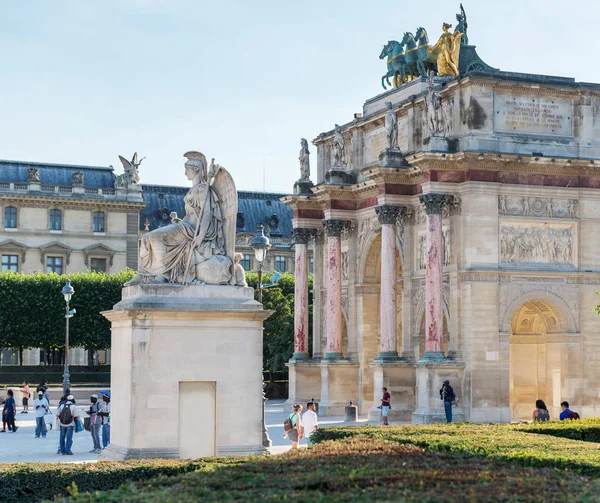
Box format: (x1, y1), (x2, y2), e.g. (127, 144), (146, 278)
(384, 102), (399, 150)
(27, 167), (40, 183)
(127, 151), (237, 286)
(233, 253), (248, 287)
(331, 124), (346, 166)
(417, 234), (427, 270)
(116, 152), (144, 188)
(442, 228), (451, 266)
(429, 23), (462, 76)
(299, 138), (311, 181)
(455, 4), (468, 46)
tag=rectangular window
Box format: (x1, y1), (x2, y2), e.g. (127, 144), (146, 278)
(1, 255), (18, 272)
(241, 254), (251, 271)
(46, 256), (63, 274)
(4, 207), (17, 228)
(49, 209), (62, 230)
(90, 258), (107, 273)
(93, 212), (105, 233)
(275, 255), (286, 272)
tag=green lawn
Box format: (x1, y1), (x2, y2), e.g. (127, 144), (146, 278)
(33, 420), (600, 502)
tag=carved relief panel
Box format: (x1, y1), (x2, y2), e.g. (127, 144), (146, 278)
(500, 222), (576, 267)
(499, 196), (578, 219)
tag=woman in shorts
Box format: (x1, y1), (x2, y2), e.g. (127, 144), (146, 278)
(283, 404), (303, 449)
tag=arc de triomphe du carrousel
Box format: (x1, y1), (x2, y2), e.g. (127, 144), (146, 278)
(284, 5), (600, 423)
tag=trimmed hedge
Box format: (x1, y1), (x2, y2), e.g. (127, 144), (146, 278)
(53, 437), (600, 502)
(0, 457), (246, 503)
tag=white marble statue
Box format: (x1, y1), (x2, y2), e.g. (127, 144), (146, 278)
(299, 138), (311, 180)
(233, 252), (248, 287)
(332, 124), (346, 166)
(385, 102), (399, 150)
(127, 151), (238, 286)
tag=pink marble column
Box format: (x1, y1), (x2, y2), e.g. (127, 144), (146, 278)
(420, 193), (452, 359)
(375, 205), (403, 361)
(292, 228), (313, 360)
(323, 219), (347, 359)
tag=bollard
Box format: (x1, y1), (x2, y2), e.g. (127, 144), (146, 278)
(345, 400), (358, 422)
(311, 397), (319, 416)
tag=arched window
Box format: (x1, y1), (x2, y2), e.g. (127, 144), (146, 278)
(93, 211), (105, 233)
(4, 206), (17, 228)
(49, 209), (62, 230)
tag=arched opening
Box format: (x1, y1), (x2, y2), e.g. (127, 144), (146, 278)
(509, 299), (570, 420)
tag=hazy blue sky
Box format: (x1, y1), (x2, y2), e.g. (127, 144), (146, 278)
(1, 0), (599, 192)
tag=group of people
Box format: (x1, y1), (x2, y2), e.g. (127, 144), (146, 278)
(1, 382), (111, 456)
(283, 401), (319, 449)
(533, 400), (580, 422)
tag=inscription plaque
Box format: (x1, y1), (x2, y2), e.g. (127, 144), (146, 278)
(494, 94), (572, 136)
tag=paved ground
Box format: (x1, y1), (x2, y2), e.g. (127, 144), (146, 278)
(0, 399), (390, 463)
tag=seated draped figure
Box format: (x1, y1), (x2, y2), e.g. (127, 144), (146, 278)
(128, 151), (238, 286)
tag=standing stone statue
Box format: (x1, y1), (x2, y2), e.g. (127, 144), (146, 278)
(425, 72), (444, 135)
(127, 151), (238, 286)
(455, 3), (468, 45)
(72, 171), (84, 186)
(27, 167), (40, 183)
(332, 124), (346, 166)
(385, 102), (399, 150)
(299, 138), (311, 180)
(429, 23), (462, 76)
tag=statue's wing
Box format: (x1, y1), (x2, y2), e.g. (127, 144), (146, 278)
(132, 152), (138, 166)
(118, 155), (132, 171)
(211, 166), (238, 267)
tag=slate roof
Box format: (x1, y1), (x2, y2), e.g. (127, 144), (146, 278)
(0, 159), (116, 188)
(140, 184), (294, 239)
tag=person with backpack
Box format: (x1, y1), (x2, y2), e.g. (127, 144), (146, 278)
(440, 380), (456, 423)
(559, 401), (580, 420)
(282, 404), (303, 449)
(56, 394), (81, 455)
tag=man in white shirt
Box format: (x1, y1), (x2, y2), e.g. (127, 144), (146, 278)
(56, 395), (81, 455)
(34, 390), (49, 438)
(302, 401), (319, 444)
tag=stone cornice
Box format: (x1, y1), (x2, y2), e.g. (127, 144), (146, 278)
(458, 270), (600, 284)
(0, 193), (146, 212)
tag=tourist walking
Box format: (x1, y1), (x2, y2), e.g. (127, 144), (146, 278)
(283, 404), (303, 449)
(559, 401), (580, 420)
(380, 387), (391, 426)
(34, 390), (49, 438)
(302, 401), (319, 444)
(440, 380), (455, 423)
(2, 390), (18, 432)
(532, 399), (550, 422)
(99, 391), (111, 449)
(57, 394), (81, 455)
(19, 381), (30, 414)
(86, 394), (104, 453)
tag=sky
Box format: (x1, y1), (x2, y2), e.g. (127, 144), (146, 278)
(1, 0), (599, 193)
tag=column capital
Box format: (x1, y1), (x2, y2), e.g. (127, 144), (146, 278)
(375, 205), (405, 225)
(323, 219), (349, 238)
(419, 193), (453, 215)
(292, 227), (315, 245)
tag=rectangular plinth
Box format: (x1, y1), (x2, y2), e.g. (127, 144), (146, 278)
(101, 285), (271, 460)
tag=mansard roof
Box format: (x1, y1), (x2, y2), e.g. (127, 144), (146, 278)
(140, 184), (294, 239)
(0, 159), (116, 188)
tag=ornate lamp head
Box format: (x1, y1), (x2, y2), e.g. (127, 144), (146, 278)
(62, 279), (74, 303)
(250, 224), (272, 263)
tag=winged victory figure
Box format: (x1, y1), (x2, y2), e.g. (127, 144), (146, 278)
(115, 152), (144, 187)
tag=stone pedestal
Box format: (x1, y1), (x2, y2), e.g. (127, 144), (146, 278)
(286, 360), (321, 405)
(412, 362), (465, 424)
(318, 361), (360, 416)
(293, 179), (314, 195)
(325, 167), (354, 185)
(378, 148), (409, 168)
(367, 362), (416, 423)
(99, 284), (271, 460)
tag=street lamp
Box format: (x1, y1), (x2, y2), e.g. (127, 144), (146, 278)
(250, 224), (271, 304)
(250, 224), (272, 449)
(61, 279), (76, 397)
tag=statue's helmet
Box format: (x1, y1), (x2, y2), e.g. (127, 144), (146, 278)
(183, 151), (207, 173)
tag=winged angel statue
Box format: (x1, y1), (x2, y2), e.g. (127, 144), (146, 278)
(116, 152), (143, 187)
(127, 151), (238, 286)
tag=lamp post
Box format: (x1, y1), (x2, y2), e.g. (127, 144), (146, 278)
(250, 224), (272, 449)
(250, 224), (272, 304)
(61, 279), (75, 397)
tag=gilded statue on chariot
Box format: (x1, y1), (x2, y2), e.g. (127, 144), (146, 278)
(429, 22), (462, 76)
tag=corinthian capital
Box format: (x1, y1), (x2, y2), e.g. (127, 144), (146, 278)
(292, 227), (315, 245)
(323, 219), (349, 238)
(375, 205), (404, 225)
(419, 193), (453, 215)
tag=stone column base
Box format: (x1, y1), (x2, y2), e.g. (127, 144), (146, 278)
(411, 360), (465, 424)
(285, 360), (322, 405)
